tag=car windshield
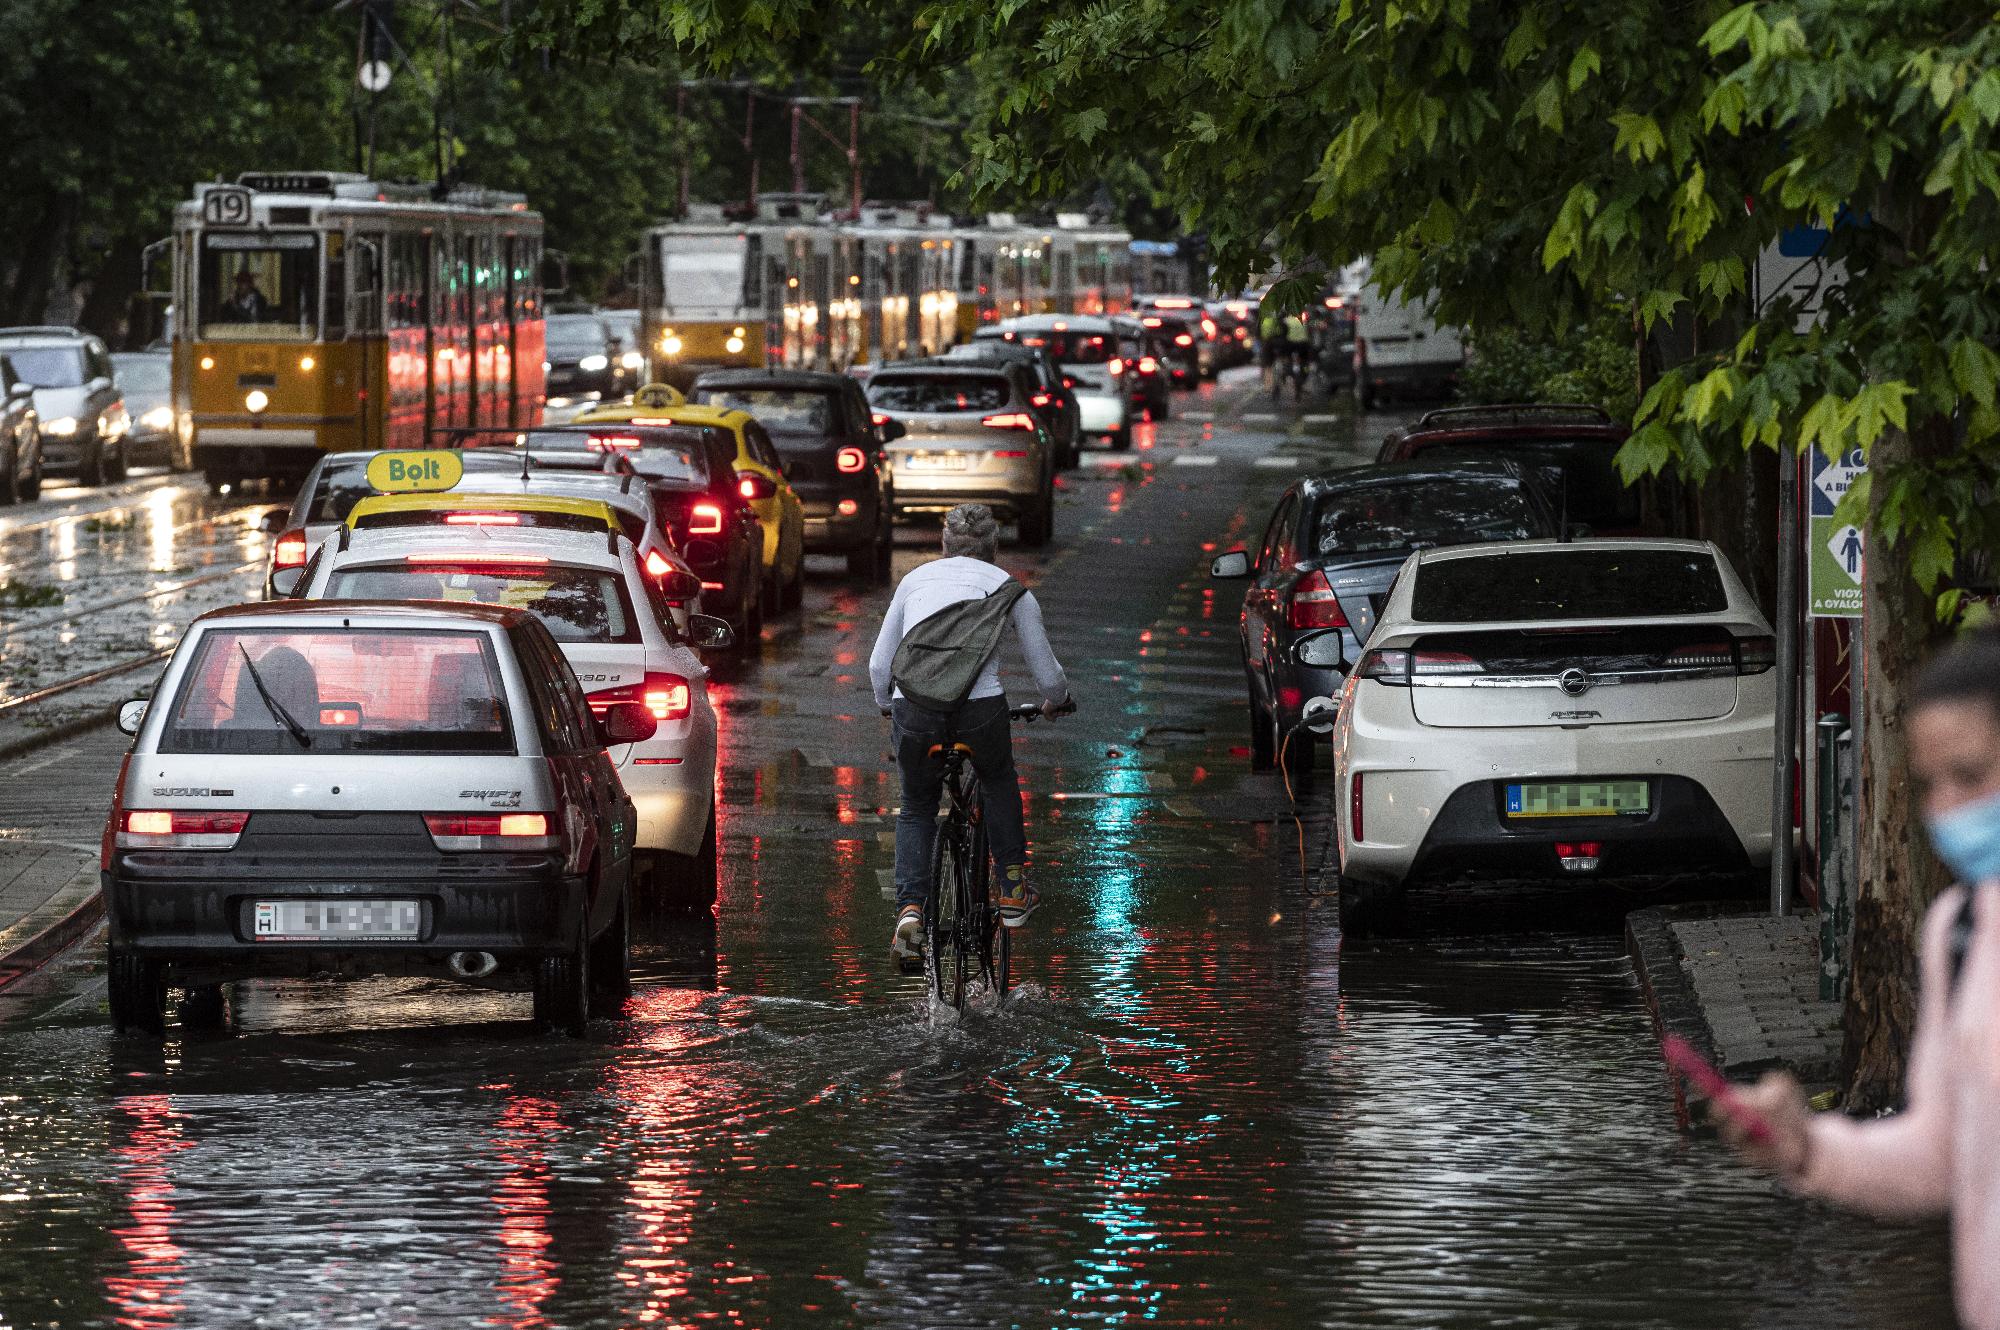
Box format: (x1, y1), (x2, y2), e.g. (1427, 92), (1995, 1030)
(693, 388), (838, 438)
(325, 564), (639, 644)
(198, 234), (319, 341)
(661, 236), (747, 310)
(1009, 331), (1114, 365)
(1407, 437), (1640, 529)
(868, 373), (1010, 413)
(5, 347), (89, 387)
(1411, 548), (1729, 623)
(1312, 479), (1542, 556)
(113, 356), (170, 393)
(545, 317), (606, 356)
(524, 429), (709, 483)
(160, 627), (514, 754)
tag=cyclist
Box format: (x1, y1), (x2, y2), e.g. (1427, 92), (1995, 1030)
(1257, 308), (1282, 386)
(869, 503), (1071, 965)
(1281, 311), (1314, 385)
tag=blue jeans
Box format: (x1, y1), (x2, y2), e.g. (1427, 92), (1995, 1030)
(891, 696), (1026, 911)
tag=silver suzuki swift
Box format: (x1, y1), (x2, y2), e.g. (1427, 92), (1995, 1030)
(104, 600), (648, 1039)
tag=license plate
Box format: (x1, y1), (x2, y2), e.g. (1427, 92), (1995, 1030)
(1505, 780), (1649, 818)
(906, 451), (968, 471)
(253, 900), (422, 941)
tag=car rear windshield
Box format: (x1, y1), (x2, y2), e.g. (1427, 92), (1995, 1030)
(1411, 548), (1729, 623)
(1009, 331), (1115, 365)
(544, 316), (607, 356)
(325, 563), (640, 644)
(523, 430), (709, 483)
(355, 507), (611, 537)
(303, 461), (375, 524)
(692, 387), (840, 437)
(868, 373), (1010, 413)
(5, 347), (88, 387)
(1311, 478), (1543, 556)
(1407, 437), (1640, 528)
(160, 627), (514, 754)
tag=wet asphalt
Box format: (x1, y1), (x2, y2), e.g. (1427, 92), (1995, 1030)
(0, 370), (1954, 1329)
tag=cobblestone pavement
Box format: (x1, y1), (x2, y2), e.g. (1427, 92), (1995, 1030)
(1672, 912), (1844, 1082)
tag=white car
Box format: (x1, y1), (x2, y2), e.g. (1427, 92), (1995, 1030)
(298, 525), (732, 909)
(1329, 538), (1775, 929)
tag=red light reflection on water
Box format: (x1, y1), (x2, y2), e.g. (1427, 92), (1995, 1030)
(491, 1097), (562, 1328)
(105, 1094), (191, 1328)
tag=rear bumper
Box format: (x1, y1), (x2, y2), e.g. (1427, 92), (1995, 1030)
(106, 854), (585, 981)
(797, 489), (882, 552)
(889, 455), (1041, 515)
(618, 731), (714, 857)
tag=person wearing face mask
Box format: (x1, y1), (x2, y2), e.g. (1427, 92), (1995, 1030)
(1709, 628), (2000, 1329)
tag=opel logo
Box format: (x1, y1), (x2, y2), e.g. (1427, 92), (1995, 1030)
(1559, 668), (1592, 697)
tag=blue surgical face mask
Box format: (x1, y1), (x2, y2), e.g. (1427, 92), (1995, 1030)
(1925, 786), (2000, 885)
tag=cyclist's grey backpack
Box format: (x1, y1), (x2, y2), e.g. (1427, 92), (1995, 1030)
(891, 579), (1028, 713)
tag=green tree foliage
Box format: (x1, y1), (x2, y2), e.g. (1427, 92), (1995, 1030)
(1461, 313), (1640, 424)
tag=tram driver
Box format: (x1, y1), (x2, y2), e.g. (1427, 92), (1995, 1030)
(217, 268), (274, 323)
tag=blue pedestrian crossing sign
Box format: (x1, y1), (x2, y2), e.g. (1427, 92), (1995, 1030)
(1808, 447), (1866, 617)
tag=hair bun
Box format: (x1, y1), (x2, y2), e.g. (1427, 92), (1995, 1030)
(945, 504), (998, 538)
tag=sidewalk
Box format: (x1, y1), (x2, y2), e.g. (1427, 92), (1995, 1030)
(0, 839), (102, 992)
(1628, 904), (1844, 1090)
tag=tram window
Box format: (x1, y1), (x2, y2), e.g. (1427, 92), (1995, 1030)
(660, 236), (745, 312)
(743, 234), (763, 307)
(199, 234), (318, 341)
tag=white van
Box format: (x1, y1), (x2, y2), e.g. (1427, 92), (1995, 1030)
(1348, 283), (1465, 408)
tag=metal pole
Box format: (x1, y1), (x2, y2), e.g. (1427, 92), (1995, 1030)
(743, 91), (758, 212)
(1771, 445), (1802, 914)
(849, 101), (862, 218)
(675, 84), (689, 216)
(791, 102), (805, 195)
(1817, 713), (1845, 998)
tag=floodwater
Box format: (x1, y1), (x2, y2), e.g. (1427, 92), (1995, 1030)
(0, 378), (1954, 1329)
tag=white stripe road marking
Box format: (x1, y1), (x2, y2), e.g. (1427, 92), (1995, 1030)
(1303, 413), (1343, 424)
(1253, 456), (1299, 469)
(1170, 455), (1219, 467)
(1091, 453), (1133, 467)
(1243, 413), (1278, 423)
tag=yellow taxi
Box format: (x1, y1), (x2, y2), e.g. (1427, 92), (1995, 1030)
(576, 386), (806, 615)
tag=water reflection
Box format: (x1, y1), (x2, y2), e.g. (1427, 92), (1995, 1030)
(104, 1093), (189, 1329)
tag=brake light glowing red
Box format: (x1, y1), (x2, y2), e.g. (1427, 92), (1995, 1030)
(274, 530), (308, 567)
(871, 412), (891, 427)
(837, 498), (858, 516)
(1141, 316), (1163, 328)
(120, 810), (250, 845)
(588, 435), (642, 451)
(1201, 318), (1217, 338)
(1174, 333), (1194, 347)
(981, 412), (1036, 430)
(1107, 358), (1125, 377)
(424, 812), (550, 838)
(1030, 392), (1051, 407)
(689, 502), (724, 535)
(442, 512), (521, 526)
(836, 446), (868, 473)
(403, 553), (548, 565)
(644, 548), (672, 578)
(1138, 356), (1159, 374)
(588, 672), (692, 721)
(993, 449), (1030, 458)
(1288, 570), (1351, 630)
(319, 707), (359, 726)
(739, 476), (759, 499)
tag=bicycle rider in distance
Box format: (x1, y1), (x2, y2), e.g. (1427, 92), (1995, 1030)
(870, 503), (1073, 967)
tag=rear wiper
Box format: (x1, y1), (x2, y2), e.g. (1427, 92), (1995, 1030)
(238, 645), (312, 749)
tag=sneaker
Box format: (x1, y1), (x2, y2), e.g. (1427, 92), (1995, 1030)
(993, 868), (1041, 928)
(891, 905), (925, 968)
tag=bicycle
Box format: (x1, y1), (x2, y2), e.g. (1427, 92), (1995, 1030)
(1272, 346), (1310, 403)
(919, 700), (1067, 1010)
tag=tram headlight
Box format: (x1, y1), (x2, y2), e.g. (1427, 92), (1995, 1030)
(244, 390), (269, 414)
(298, 354), (316, 372)
(724, 336), (745, 355)
(578, 354), (609, 373)
(43, 416), (77, 436)
(198, 356), (215, 371)
(659, 333), (682, 356)
(140, 406), (173, 431)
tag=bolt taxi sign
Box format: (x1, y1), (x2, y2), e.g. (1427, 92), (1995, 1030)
(366, 450), (463, 493)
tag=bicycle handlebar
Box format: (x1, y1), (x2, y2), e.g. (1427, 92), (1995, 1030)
(1010, 698), (1077, 722)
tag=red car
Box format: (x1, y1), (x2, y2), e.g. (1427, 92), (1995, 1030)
(1373, 404), (1642, 536)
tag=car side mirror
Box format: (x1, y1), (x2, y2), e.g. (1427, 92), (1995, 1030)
(1210, 549), (1252, 579)
(257, 507), (290, 534)
(688, 613), (736, 651)
(1293, 631), (1345, 670)
(269, 565), (306, 599)
(117, 698), (148, 736)
(596, 700), (658, 746)
(659, 569), (702, 603)
(1300, 695), (1339, 735)
(877, 419), (907, 443)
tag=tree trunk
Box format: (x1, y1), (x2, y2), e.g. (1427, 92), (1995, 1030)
(1841, 415), (1955, 1110)
(3, 194), (76, 327)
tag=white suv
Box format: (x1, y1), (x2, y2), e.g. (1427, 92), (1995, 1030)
(299, 526), (732, 909)
(1328, 538), (1775, 929)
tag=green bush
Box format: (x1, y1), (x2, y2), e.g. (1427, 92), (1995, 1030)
(1461, 311), (1638, 424)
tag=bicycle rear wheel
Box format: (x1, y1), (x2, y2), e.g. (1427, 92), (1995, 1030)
(928, 810), (976, 1010)
(925, 822), (955, 1007)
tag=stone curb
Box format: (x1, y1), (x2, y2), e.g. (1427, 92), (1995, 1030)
(0, 703), (119, 768)
(0, 856), (103, 993)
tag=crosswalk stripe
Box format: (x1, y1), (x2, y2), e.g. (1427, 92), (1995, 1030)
(1253, 456), (1298, 469)
(1303, 413), (1342, 424)
(1170, 455), (1219, 467)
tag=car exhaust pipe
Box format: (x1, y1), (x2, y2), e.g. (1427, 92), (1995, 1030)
(448, 950), (499, 980)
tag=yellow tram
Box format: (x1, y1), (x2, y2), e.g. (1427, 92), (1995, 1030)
(169, 172), (547, 487)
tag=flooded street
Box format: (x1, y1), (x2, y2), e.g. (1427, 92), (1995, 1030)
(0, 375), (1953, 1328)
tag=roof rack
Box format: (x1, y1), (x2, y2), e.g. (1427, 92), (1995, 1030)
(1414, 404), (1614, 430)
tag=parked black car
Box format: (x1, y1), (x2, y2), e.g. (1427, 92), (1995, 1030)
(936, 341), (1081, 470)
(0, 355), (43, 503)
(688, 368), (898, 583)
(1208, 460), (1560, 781)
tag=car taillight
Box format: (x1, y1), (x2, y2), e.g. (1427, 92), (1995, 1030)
(1354, 648), (1412, 684)
(738, 472), (776, 500)
(1288, 570), (1351, 630)
(993, 449), (1030, 458)
(982, 412), (1036, 430)
(1174, 333), (1194, 347)
(1663, 641), (1736, 669)
(588, 672), (691, 722)
(1030, 392), (1051, 408)
(1201, 318), (1217, 338)
(690, 502), (724, 535)
(274, 530), (308, 567)
(1734, 635), (1776, 674)
(1411, 650), (1482, 676)
(836, 446), (868, 473)
(871, 412), (892, 427)
(117, 809), (250, 850)
(1061, 374), (1078, 389)
(644, 548), (673, 578)
(588, 435), (642, 451)
(1107, 358), (1125, 377)
(424, 812), (557, 851)
(1138, 356), (1159, 374)
(405, 553), (548, 565)
(442, 512), (522, 526)
(1350, 774), (1365, 843)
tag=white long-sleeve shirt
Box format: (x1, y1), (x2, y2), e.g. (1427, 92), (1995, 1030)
(869, 556), (1068, 710)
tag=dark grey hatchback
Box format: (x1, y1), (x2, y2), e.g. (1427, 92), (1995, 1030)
(1210, 460), (1559, 781)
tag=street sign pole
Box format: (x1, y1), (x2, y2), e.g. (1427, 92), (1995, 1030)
(1771, 447), (1801, 915)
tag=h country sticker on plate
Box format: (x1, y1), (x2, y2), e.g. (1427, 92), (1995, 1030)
(254, 900), (422, 941)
